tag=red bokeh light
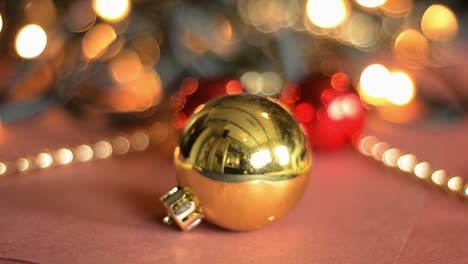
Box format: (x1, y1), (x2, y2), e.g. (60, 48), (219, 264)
(225, 80), (243, 95)
(294, 103), (315, 123)
(282, 73), (365, 151)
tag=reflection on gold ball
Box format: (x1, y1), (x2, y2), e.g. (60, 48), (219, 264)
(175, 94), (312, 231)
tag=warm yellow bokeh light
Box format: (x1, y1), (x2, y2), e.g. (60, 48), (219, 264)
(110, 50), (143, 83)
(397, 154), (417, 172)
(0, 162), (7, 176)
(36, 152), (53, 169)
(414, 162), (431, 180)
(16, 158), (31, 172)
(394, 29), (429, 68)
(109, 67), (163, 112)
(355, 0), (387, 8)
(82, 23), (116, 60)
(360, 64), (416, 106)
(54, 148), (74, 165)
(92, 0), (130, 22)
(382, 0), (412, 17)
(386, 71), (415, 106)
(421, 4), (458, 42)
(94, 140), (113, 159)
(75, 145), (94, 162)
(15, 24), (47, 59)
(359, 64), (390, 105)
(0, 13), (3, 33)
(447, 176), (463, 192)
(130, 130), (150, 151)
(306, 0), (349, 29)
(382, 148), (401, 167)
(431, 169), (447, 186)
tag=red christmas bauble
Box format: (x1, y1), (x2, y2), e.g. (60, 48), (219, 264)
(171, 77), (244, 129)
(281, 72), (365, 151)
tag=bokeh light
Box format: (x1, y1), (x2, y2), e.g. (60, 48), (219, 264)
(431, 169), (447, 186)
(359, 64), (389, 105)
(92, 0), (130, 22)
(238, 0), (299, 33)
(359, 64), (416, 106)
(355, 0), (387, 8)
(394, 29), (429, 68)
(130, 130), (150, 151)
(36, 152), (53, 169)
(109, 67), (163, 112)
(327, 95), (362, 120)
(54, 148), (74, 165)
(397, 153), (417, 172)
(0, 162), (7, 176)
(331, 72), (350, 91)
(0, 12), (3, 33)
(225, 80), (244, 95)
(241, 72), (283, 96)
(25, 0), (57, 27)
(16, 158), (31, 172)
(447, 176), (464, 192)
(75, 145), (94, 162)
(15, 24), (48, 59)
(386, 71), (415, 106)
(357, 136), (379, 156)
(382, 148), (401, 167)
(342, 13), (378, 50)
(66, 0), (97, 32)
(381, 0), (412, 17)
(421, 4), (458, 42)
(110, 50), (143, 83)
(112, 136), (130, 155)
(94, 140), (113, 159)
(414, 162), (431, 180)
(295, 103), (315, 123)
(82, 23), (116, 60)
(306, 0), (350, 29)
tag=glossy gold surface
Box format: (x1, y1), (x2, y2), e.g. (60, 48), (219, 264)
(175, 94), (312, 230)
(178, 94), (311, 181)
(175, 148), (310, 231)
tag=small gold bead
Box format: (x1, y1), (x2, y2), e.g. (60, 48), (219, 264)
(371, 141), (390, 161)
(447, 176), (464, 193)
(74, 144), (94, 162)
(382, 148), (401, 168)
(54, 148), (74, 165)
(431, 169), (448, 186)
(397, 154), (417, 173)
(358, 136), (379, 157)
(130, 130), (150, 151)
(0, 162), (7, 177)
(36, 152), (53, 169)
(111, 136), (130, 155)
(414, 162), (431, 180)
(94, 140), (113, 159)
(16, 157), (32, 172)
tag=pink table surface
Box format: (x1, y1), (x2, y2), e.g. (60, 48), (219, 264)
(0, 109), (467, 264)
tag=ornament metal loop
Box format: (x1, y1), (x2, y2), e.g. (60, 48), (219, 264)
(161, 186), (204, 231)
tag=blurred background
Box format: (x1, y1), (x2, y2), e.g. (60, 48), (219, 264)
(0, 0), (466, 151)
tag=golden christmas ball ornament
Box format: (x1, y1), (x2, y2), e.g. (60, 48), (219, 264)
(161, 94), (312, 231)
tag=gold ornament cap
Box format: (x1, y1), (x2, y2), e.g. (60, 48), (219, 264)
(161, 94), (312, 231)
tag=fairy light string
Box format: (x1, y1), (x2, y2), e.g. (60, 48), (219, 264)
(0, 129), (152, 178)
(1, 119), (467, 206)
(355, 135), (468, 200)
